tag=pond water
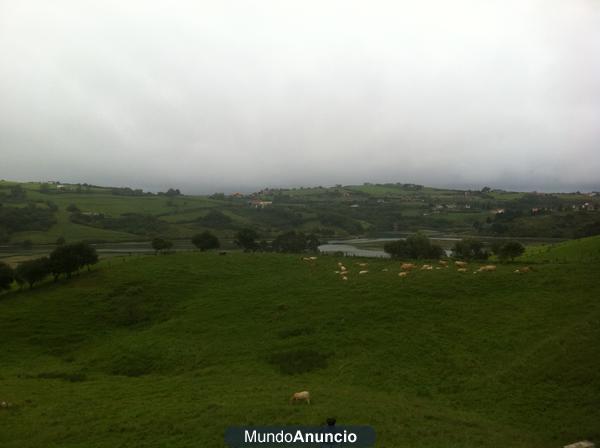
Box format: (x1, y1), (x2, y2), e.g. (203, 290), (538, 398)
(318, 237), (457, 258)
(318, 243), (390, 258)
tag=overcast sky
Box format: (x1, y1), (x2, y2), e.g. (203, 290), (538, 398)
(1, 0), (599, 193)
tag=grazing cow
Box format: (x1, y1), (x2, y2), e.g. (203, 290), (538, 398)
(309, 256), (318, 260)
(290, 391), (311, 405)
(398, 272), (409, 277)
(342, 276), (348, 281)
(439, 260), (448, 266)
(477, 265), (497, 272)
(358, 262), (368, 267)
(420, 264), (433, 270)
(455, 261), (468, 268)
(401, 263), (416, 271)
(340, 265), (347, 271)
(563, 441), (595, 448)
(382, 268), (389, 272)
(359, 270), (368, 275)
(457, 268), (468, 273)
(520, 266), (532, 273)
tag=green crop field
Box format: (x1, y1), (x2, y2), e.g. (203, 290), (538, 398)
(1, 237), (599, 447)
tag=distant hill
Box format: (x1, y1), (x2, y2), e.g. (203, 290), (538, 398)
(1, 179), (599, 245)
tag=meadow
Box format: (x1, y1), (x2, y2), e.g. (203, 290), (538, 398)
(1, 237), (599, 447)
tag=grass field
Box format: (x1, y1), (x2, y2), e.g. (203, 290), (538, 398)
(1, 237), (599, 447)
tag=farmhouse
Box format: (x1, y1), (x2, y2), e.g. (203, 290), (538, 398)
(248, 200), (272, 208)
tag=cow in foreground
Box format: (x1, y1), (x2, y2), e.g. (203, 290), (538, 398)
(290, 391), (311, 404)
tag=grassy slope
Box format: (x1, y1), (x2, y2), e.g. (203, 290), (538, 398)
(522, 235), (600, 263)
(1, 245), (599, 447)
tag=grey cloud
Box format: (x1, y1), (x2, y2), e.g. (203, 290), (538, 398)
(1, 0), (599, 193)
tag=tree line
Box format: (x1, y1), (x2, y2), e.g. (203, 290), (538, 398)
(383, 234), (524, 261)
(0, 242), (98, 291)
(151, 229), (321, 255)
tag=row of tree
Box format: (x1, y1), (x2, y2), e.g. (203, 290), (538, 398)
(452, 239), (524, 261)
(0, 242), (99, 290)
(152, 229), (321, 255)
(383, 233), (525, 261)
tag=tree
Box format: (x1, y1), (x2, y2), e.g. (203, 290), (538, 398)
(47, 242), (98, 280)
(164, 188), (182, 197)
(55, 236), (66, 246)
(498, 241), (525, 261)
(235, 228), (259, 252)
(272, 231), (321, 253)
(73, 242), (99, 271)
(452, 239), (489, 260)
(384, 233), (443, 259)
(49, 244), (80, 280)
(0, 261), (15, 291)
(152, 237), (173, 254)
(191, 231), (220, 251)
(15, 257), (50, 288)
(66, 204), (80, 213)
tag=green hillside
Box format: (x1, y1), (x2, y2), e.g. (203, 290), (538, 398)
(2, 180), (599, 246)
(523, 235), (600, 263)
(1, 249), (599, 447)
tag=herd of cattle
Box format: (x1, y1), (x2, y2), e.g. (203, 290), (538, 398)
(301, 256), (534, 279)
